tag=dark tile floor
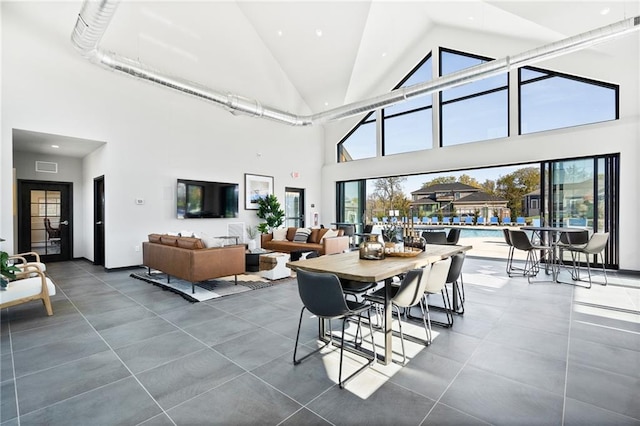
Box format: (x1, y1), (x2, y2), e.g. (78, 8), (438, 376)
(1, 258), (639, 426)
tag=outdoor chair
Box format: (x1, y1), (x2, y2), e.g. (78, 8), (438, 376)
(559, 232), (609, 288)
(446, 228), (461, 245)
(516, 217), (526, 226)
(477, 217), (486, 225)
(502, 217), (513, 226)
(464, 216), (474, 225)
(293, 269), (376, 388)
(508, 229), (555, 283)
(431, 216), (439, 225)
(422, 231), (448, 245)
(452, 217), (461, 225)
(489, 217), (499, 225)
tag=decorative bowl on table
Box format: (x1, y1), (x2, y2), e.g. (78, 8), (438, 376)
(385, 247), (422, 257)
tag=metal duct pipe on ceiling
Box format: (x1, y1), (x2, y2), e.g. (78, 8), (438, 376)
(71, 1), (640, 126)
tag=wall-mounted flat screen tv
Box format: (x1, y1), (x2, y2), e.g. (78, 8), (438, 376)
(177, 179), (239, 219)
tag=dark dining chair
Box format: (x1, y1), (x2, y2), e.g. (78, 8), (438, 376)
(293, 269), (376, 388)
(508, 229), (555, 283)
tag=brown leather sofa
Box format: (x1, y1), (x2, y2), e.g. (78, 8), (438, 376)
(142, 234), (245, 293)
(261, 227), (350, 255)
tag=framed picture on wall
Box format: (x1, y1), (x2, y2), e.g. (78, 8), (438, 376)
(245, 173), (274, 210)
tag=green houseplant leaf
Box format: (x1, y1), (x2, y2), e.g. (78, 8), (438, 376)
(256, 194), (285, 232)
(1, 251), (22, 288)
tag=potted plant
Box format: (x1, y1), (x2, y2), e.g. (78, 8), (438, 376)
(246, 225), (258, 252)
(256, 194), (285, 234)
(381, 223), (404, 253)
(1, 251), (21, 290)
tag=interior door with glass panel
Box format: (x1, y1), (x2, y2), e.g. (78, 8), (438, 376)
(284, 188), (305, 228)
(18, 181), (72, 262)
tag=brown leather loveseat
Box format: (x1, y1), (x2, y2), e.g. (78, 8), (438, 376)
(261, 227), (350, 255)
(142, 234), (245, 293)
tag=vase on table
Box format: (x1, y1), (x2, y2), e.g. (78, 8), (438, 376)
(359, 234), (384, 260)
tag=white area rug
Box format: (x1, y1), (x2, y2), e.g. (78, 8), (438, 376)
(130, 271), (292, 302)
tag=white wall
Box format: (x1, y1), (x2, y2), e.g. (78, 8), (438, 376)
(321, 24), (640, 271)
(1, 2), (324, 268)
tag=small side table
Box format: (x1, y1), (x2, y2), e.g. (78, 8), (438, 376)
(259, 252), (291, 280)
(245, 249), (273, 272)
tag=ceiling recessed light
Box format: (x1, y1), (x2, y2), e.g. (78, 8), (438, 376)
(51, 145), (59, 148)
(381, 52), (387, 57)
(277, 29), (283, 37)
(600, 7), (610, 15)
(315, 29), (323, 37)
(468, 16), (475, 21)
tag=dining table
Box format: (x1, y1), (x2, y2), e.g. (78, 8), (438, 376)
(520, 226), (587, 281)
(286, 244), (472, 365)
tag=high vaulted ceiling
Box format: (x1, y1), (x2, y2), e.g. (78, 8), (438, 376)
(7, 1), (639, 156)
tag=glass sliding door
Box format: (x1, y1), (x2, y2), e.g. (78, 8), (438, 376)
(336, 180), (365, 233)
(542, 154), (618, 269)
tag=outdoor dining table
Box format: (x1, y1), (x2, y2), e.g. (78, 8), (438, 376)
(520, 226), (586, 281)
(287, 244), (472, 365)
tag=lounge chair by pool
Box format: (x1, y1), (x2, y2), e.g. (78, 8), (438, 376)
(464, 216), (474, 225)
(516, 217), (526, 226)
(477, 217), (486, 225)
(489, 216), (499, 225)
(442, 216), (451, 225)
(431, 216), (439, 225)
(502, 217), (513, 226)
(452, 217), (461, 225)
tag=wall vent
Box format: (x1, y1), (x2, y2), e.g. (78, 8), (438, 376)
(35, 161), (58, 173)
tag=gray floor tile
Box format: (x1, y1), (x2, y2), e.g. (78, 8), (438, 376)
(85, 304), (158, 331)
(440, 366), (564, 426)
(571, 319), (640, 352)
(569, 336), (640, 378)
(10, 318), (97, 352)
(484, 322), (568, 361)
(279, 408), (332, 426)
(136, 348), (244, 410)
(183, 315), (255, 346)
(563, 397), (640, 426)
(251, 349), (336, 405)
(18, 377), (161, 426)
(99, 316), (177, 349)
(3, 259), (639, 426)
(308, 378), (435, 426)
(16, 351), (130, 415)
(115, 330), (206, 374)
(212, 328), (294, 370)
(566, 362), (640, 420)
(159, 302), (227, 328)
(468, 340), (567, 395)
(12, 331), (109, 377)
(0, 380), (17, 423)
(166, 373), (301, 425)
(0, 354), (13, 383)
(423, 330), (482, 364)
(422, 403), (491, 425)
(389, 350), (465, 401)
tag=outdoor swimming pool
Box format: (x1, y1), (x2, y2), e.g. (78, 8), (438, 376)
(454, 228), (505, 238)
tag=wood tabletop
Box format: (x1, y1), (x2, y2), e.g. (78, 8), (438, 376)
(286, 244), (472, 282)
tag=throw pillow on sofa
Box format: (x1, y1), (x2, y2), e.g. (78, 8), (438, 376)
(320, 229), (340, 241)
(293, 228), (312, 242)
(272, 228), (288, 241)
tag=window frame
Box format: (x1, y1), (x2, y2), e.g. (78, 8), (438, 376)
(438, 47), (510, 147)
(518, 65), (619, 135)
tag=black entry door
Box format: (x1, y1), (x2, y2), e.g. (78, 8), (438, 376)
(94, 176), (105, 266)
(18, 180), (73, 262)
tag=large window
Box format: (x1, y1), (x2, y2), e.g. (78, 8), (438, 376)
(337, 112), (376, 162)
(519, 67), (618, 134)
(440, 48), (509, 147)
(383, 55), (433, 155)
